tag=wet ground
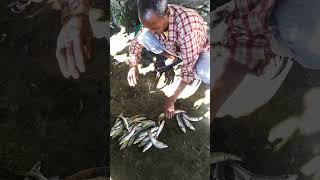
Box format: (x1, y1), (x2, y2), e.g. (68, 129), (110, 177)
(0, 1), (108, 179)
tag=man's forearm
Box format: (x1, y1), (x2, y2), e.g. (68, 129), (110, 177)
(171, 80), (188, 100)
(128, 54), (140, 68)
(212, 60), (248, 118)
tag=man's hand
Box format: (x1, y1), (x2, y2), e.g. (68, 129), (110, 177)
(163, 96), (176, 119)
(163, 80), (188, 119)
(127, 66), (139, 87)
(56, 15), (93, 79)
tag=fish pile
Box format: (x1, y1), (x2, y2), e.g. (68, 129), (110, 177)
(172, 110), (204, 133)
(110, 111), (204, 152)
(110, 113), (168, 152)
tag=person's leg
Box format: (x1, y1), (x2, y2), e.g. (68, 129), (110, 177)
(139, 30), (176, 60)
(273, 0), (320, 69)
(195, 51), (210, 86)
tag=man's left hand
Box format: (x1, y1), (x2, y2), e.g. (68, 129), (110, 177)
(56, 15), (93, 79)
(163, 96), (176, 119)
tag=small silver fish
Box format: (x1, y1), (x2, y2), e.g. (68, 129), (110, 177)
(137, 126), (159, 138)
(127, 134), (137, 147)
(118, 131), (129, 142)
(138, 138), (149, 147)
(176, 113), (186, 133)
(120, 138), (130, 150)
(133, 127), (149, 142)
(134, 134), (147, 144)
(158, 113), (165, 121)
(142, 141), (153, 152)
(138, 131), (157, 147)
(140, 123), (156, 131)
(119, 126), (137, 145)
(174, 110), (186, 114)
(130, 117), (147, 123)
(110, 126), (124, 138)
(149, 132), (168, 149)
(182, 113), (203, 122)
(119, 116), (130, 131)
(127, 126), (144, 146)
(156, 120), (165, 137)
(111, 119), (122, 130)
(111, 122), (124, 131)
(182, 114), (195, 131)
(128, 114), (145, 121)
(141, 120), (156, 125)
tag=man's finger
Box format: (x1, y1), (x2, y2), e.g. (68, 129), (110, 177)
(66, 42), (79, 79)
(165, 111), (170, 119)
(132, 75), (137, 86)
(84, 33), (93, 60)
(127, 75), (131, 86)
(56, 36), (70, 78)
(56, 47), (70, 78)
(170, 112), (174, 119)
(73, 37), (86, 73)
(128, 76), (134, 87)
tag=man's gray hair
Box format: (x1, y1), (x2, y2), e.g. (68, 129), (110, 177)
(137, 0), (168, 20)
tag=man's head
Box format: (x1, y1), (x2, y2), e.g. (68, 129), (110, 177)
(137, 0), (169, 34)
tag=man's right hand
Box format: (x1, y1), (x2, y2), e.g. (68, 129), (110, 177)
(127, 66), (139, 87)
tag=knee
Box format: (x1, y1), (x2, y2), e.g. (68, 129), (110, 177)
(195, 55), (210, 85)
(140, 31), (163, 54)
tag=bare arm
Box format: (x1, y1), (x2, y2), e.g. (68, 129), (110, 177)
(212, 58), (249, 118)
(163, 80), (188, 119)
(56, 0), (93, 79)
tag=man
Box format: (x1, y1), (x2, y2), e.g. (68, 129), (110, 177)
(127, 0), (210, 119)
(212, 0), (320, 118)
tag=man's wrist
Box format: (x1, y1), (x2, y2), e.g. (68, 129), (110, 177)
(171, 80), (188, 99)
(60, 0), (92, 23)
(129, 62), (138, 69)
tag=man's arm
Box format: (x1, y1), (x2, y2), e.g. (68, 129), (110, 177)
(127, 29), (144, 87)
(56, 0), (93, 79)
(163, 80), (188, 118)
(212, 58), (249, 118)
(163, 30), (202, 118)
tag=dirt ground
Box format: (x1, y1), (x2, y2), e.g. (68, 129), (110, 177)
(109, 3), (211, 179)
(109, 54), (211, 180)
(212, 63), (320, 180)
(0, 1), (108, 179)
(211, 2), (320, 179)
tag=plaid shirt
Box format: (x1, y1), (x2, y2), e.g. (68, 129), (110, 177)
(129, 4), (210, 83)
(224, 0), (276, 73)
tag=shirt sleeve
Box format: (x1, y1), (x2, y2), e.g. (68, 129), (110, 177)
(128, 28), (144, 67)
(179, 31), (203, 84)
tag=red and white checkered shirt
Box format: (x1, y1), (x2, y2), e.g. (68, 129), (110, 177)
(129, 4), (210, 83)
(224, 0), (276, 73)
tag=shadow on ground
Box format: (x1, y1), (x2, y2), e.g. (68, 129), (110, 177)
(212, 63), (320, 180)
(0, 1), (108, 179)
